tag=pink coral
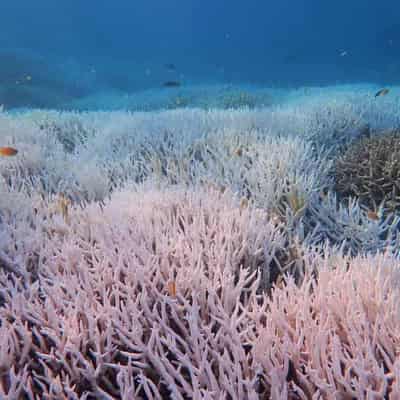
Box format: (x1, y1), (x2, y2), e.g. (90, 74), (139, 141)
(253, 251), (400, 398)
(1, 187), (400, 399)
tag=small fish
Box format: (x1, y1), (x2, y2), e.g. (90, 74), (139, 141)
(26, 75), (32, 81)
(164, 63), (176, 71)
(233, 146), (243, 157)
(367, 210), (380, 221)
(57, 193), (71, 223)
(239, 197), (249, 210)
(275, 275), (286, 289)
(339, 50), (348, 57)
(375, 88), (389, 97)
(163, 81), (181, 88)
(167, 281), (176, 297)
(0, 146), (18, 156)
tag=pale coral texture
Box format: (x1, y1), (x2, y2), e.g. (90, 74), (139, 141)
(1, 100), (400, 398)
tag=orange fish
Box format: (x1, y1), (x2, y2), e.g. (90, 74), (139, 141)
(367, 210), (380, 221)
(167, 281), (176, 297)
(234, 146), (243, 157)
(239, 196), (249, 210)
(0, 147), (18, 156)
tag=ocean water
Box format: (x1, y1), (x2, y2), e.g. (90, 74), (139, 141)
(0, 0), (399, 110)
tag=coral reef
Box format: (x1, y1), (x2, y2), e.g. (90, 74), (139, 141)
(1, 92), (400, 398)
(1, 187), (400, 398)
(0, 187), (296, 398)
(334, 129), (400, 212)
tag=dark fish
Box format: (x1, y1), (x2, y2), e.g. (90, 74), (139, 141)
(163, 81), (181, 88)
(375, 88), (389, 97)
(165, 63), (176, 71)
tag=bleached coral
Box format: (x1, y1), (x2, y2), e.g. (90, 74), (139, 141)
(1, 89), (400, 398)
(1, 187), (400, 398)
(0, 186), (294, 398)
(253, 250), (400, 398)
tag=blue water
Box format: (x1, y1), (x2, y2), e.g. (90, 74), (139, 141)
(0, 0), (399, 109)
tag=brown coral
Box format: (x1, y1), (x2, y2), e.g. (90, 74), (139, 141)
(333, 130), (400, 212)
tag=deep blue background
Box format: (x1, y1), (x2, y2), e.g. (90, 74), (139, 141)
(0, 0), (399, 102)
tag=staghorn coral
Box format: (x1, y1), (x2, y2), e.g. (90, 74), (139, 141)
(0, 186), (305, 399)
(2, 106), (399, 259)
(333, 130), (400, 212)
(303, 190), (400, 256)
(36, 116), (95, 154)
(253, 250), (400, 398)
(2, 98), (400, 398)
(1, 187), (400, 398)
(1, 107), (330, 211)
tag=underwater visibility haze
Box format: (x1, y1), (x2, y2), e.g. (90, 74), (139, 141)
(0, 0), (399, 108)
(3, 1), (400, 399)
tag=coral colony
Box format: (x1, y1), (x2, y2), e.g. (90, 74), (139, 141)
(1, 86), (400, 398)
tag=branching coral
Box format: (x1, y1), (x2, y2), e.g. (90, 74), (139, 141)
(1, 188), (400, 398)
(253, 251), (400, 398)
(36, 114), (95, 153)
(0, 186), (305, 398)
(303, 190), (400, 255)
(334, 130), (400, 212)
(1, 100), (400, 398)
